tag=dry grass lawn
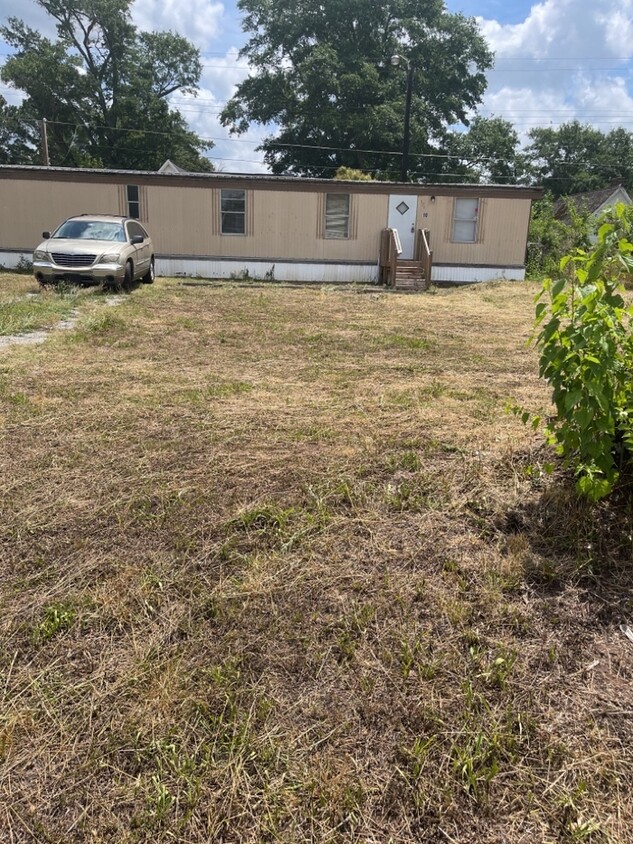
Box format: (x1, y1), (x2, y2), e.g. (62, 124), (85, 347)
(1, 274), (632, 843)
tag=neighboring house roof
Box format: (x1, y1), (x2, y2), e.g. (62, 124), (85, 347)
(157, 159), (189, 175)
(553, 185), (633, 222)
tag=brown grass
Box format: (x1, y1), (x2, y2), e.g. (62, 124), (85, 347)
(1, 276), (632, 843)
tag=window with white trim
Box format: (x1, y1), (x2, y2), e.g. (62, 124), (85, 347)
(126, 185), (140, 219)
(451, 197), (479, 243)
(221, 189), (246, 234)
(325, 193), (350, 239)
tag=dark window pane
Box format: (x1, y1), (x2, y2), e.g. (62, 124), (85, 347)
(222, 198), (245, 213)
(126, 185), (141, 219)
(222, 213), (245, 234)
(127, 222), (144, 239)
(221, 189), (245, 205)
(221, 190), (246, 234)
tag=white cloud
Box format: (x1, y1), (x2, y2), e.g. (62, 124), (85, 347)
(169, 50), (269, 172)
(199, 47), (250, 104)
(477, 0), (633, 136)
(132, 0), (225, 47)
(129, 2), (268, 171)
(0, 0), (59, 103)
(173, 94), (270, 173)
(480, 0), (633, 61)
(574, 74), (633, 129)
(482, 86), (576, 136)
(0, 0), (57, 36)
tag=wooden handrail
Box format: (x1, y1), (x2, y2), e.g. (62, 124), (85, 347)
(390, 229), (401, 288)
(391, 228), (402, 255)
(379, 227), (402, 287)
(417, 228), (433, 289)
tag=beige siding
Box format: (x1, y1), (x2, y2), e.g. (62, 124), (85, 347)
(145, 185), (387, 261)
(417, 195), (531, 266)
(0, 172), (534, 270)
(0, 179), (121, 249)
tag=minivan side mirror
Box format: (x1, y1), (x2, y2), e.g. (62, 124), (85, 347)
(42, 231), (50, 239)
(130, 235), (144, 245)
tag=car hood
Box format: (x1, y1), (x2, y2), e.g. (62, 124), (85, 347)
(36, 239), (125, 254)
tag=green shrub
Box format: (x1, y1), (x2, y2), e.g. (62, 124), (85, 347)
(526, 194), (591, 279)
(530, 203), (633, 500)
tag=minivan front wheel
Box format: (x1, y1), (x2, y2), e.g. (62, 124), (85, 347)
(122, 260), (134, 292)
(142, 257), (155, 284)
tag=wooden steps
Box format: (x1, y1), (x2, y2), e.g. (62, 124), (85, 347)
(394, 259), (427, 291)
(378, 228), (433, 291)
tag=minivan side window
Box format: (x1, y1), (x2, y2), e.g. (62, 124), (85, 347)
(127, 221), (146, 240)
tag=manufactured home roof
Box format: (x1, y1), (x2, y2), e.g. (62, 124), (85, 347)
(0, 164), (543, 199)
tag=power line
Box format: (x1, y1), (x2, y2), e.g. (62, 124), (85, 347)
(13, 117), (633, 180)
(8, 81), (633, 124)
(9, 117), (531, 166)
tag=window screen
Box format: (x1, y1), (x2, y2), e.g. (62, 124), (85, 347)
(325, 194), (350, 239)
(452, 198), (479, 242)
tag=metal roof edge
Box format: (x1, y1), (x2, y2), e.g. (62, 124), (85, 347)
(0, 164), (544, 198)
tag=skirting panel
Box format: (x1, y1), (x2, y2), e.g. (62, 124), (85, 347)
(156, 258), (379, 284)
(1, 250), (525, 285)
(431, 265), (525, 283)
(0, 250), (31, 269)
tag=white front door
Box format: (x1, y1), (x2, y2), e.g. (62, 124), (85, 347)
(388, 195), (417, 259)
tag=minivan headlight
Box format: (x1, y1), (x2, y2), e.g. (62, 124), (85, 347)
(33, 249), (50, 261)
(100, 252), (122, 264)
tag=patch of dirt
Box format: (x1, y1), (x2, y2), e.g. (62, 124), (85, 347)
(0, 296), (123, 350)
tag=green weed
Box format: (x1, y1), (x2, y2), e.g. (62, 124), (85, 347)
(382, 333), (430, 351)
(72, 310), (126, 340)
(0, 291), (80, 335)
(31, 602), (76, 645)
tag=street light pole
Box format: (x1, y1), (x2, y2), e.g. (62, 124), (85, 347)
(391, 54), (414, 182)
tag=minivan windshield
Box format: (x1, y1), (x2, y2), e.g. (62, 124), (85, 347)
(53, 220), (126, 242)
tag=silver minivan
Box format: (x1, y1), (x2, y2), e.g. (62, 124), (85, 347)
(33, 214), (155, 289)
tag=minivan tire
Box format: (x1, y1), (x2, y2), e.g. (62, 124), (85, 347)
(142, 257), (155, 284)
(122, 260), (133, 292)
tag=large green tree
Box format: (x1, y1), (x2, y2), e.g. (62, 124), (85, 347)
(442, 116), (528, 184)
(525, 122), (633, 198)
(0, 0), (213, 171)
(221, 0), (493, 178)
(0, 94), (39, 164)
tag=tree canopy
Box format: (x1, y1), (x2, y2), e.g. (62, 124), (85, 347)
(221, 0), (493, 178)
(0, 94), (39, 164)
(0, 0), (213, 171)
(526, 122), (633, 197)
(441, 116), (528, 184)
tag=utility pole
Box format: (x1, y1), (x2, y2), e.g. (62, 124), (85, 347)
(401, 62), (414, 182)
(40, 118), (50, 166)
(391, 55), (415, 182)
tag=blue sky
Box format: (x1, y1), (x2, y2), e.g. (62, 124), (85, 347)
(2, 0), (633, 172)
(447, 1), (535, 22)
